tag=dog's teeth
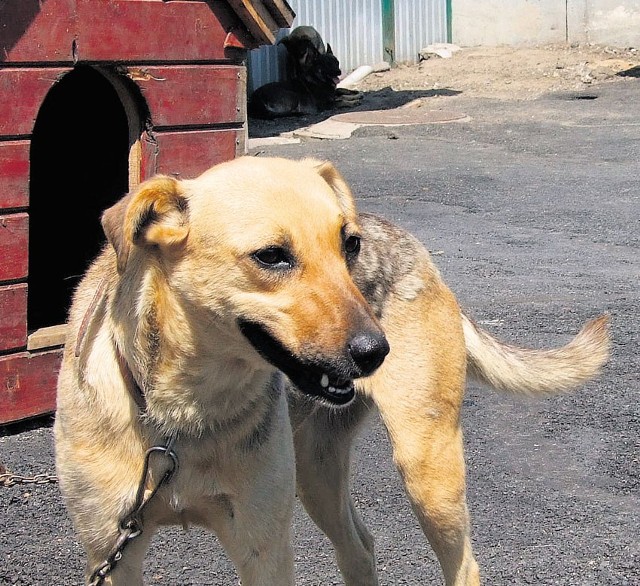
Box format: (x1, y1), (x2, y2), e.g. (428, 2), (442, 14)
(321, 374), (329, 388)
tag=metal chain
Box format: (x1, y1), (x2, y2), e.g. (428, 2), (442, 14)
(88, 438), (179, 586)
(0, 463), (58, 487)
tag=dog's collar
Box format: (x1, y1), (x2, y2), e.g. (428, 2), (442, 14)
(75, 275), (109, 358)
(116, 350), (148, 412)
(75, 274), (148, 413)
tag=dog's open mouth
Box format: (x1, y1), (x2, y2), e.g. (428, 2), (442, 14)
(238, 320), (356, 406)
(299, 370), (355, 405)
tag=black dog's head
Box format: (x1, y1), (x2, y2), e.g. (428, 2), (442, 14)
(282, 35), (342, 88)
(305, 44), (341, 88)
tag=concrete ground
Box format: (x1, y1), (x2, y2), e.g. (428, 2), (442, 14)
(1, 78), (638, 585)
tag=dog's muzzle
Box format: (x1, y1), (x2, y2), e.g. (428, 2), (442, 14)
(238, 320), (389, 406)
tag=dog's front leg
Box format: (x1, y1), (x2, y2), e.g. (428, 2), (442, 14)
(82, 520), (156, 586)
(293, 396), (378, 586)
(212, 397), (296, 586)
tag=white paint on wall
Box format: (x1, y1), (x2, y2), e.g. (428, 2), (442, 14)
(589, 4), (640, 45)
(453, 1), (640, 47)
(452, 0), (567, 46)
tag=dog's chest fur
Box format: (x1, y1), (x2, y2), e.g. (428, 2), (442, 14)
(147, 379), (291, 528)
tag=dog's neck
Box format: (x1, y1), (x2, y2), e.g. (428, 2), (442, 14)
(77, 266), (279, 440)
(118, 328), (277, 438)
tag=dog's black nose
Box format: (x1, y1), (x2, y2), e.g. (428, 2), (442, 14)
(348, 331), (390, 376)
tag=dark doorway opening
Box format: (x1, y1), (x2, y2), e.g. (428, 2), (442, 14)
(28, 66), (130, 332)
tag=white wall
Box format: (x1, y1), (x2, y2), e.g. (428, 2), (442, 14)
(576, 1), (640, 45)
(452, 1), (640, 47)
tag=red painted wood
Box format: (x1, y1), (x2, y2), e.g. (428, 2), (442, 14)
(0, 214), (29, 281)
(75, 0), (233, 62)
(1, 0), (249, 64)
(0, 349), (61, 424)
(143, 128), (241, 179)
(0, 68), (70, 136)
(0, 142), (30, 209)
(0, 0), (77, 63)
(0, 284), (27, 352)
(133, 65), (244, 127)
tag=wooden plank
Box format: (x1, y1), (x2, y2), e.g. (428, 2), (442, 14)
(128, 65), (244, 128)
(0, 68), (70, 137)
(0, 213), (28, 281)
(0, 349), (62, 424)
(226, 0), (278, 45)
(0, 0), (77, 63)
(141, 128), (242, 180)
(0, 284), (27, 352)
(27, 325), (67, 351)
(0, 141), (30, 209)
(75, 0), (233, 62)
(263, 0), (296, 28)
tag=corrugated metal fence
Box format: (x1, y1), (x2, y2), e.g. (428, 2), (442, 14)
(247, 0), (449, 93)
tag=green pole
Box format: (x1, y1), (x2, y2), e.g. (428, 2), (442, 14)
(446, 0), (452, 44)
(381, 0), (395, 65)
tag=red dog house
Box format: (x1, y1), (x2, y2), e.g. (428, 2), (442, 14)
(0, 0), (294, 425)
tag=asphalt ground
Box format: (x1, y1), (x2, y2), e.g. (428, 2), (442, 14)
(1, 79), (639, 585)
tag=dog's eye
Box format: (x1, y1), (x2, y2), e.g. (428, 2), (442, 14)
(344, 235), (361, 257)
(253, 247), (293, 270)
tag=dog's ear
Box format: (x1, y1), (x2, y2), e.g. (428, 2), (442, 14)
(300, 42), (320, 66)
(101, 175), (189, 273)
(306, 159), (357, 219)
(326, 43), (333, 56)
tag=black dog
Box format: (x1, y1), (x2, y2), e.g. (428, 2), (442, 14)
(279, 25), (328, 80)
(248, 26), (342, 120)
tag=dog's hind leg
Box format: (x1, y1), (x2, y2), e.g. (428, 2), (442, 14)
(379, 404), (479, 586)
(363, 288), (481, 586)
(292, 395), (379, 586)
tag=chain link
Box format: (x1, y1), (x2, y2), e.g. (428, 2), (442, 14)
(88, 438), (179, 586)
(0, 465), (58, 487)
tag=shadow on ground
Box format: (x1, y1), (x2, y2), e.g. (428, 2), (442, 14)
(247, 87), (461, 138)
(617, 65), (640, 78)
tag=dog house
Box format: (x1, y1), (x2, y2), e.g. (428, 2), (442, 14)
(0, 0), (294, 425)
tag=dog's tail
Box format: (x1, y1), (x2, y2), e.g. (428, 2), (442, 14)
(462, 313), (610, 396)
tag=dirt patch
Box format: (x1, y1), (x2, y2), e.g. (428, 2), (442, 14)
(352, 43), (640, 100)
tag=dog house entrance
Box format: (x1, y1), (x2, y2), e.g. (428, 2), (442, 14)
(28, 66), (130, 345)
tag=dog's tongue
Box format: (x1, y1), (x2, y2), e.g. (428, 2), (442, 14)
(332, 77), (340, 86)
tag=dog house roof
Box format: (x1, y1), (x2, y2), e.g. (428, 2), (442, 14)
(227, 0), (295, 45)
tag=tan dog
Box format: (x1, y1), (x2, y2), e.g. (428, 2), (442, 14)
(54, 156), (609, 586)
(54, 156), (390, 585)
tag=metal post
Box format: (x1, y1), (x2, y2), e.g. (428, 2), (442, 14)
(381, 0), (395, 65)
